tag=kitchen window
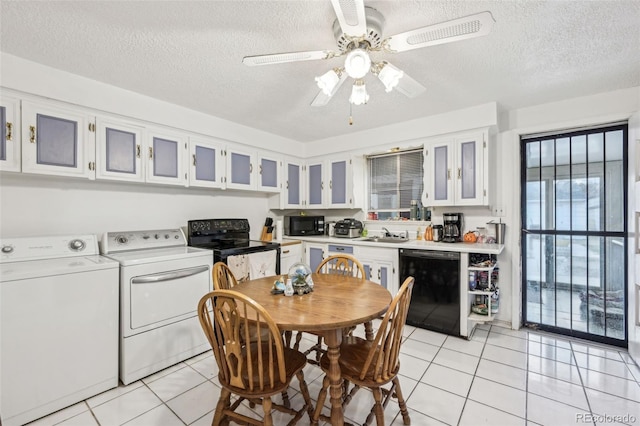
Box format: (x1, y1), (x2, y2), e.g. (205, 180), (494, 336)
(367, 149), (423, 220)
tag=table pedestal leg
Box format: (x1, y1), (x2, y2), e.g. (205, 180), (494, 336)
(323, 329), (344, 426)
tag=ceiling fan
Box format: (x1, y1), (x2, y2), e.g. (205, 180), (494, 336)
(243, 0), (495, 108)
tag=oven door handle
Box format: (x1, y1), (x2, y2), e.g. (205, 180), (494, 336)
(131, 265), (209, 284)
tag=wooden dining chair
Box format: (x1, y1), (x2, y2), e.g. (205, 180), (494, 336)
(198, 289), (314, 426)
(312, 276), (415, 426)
(294, 254), (368, 364)
(211, 262), (294, 408)
(316, 253), (365, 278)
(212, 261), (238, 290)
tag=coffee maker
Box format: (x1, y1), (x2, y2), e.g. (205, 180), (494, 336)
(442, 212), (463, 243)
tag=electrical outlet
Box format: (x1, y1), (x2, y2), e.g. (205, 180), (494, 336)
(492, 205), (506, 217)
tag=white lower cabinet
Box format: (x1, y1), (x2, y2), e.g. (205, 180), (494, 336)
(355, 247), (399, 295)
(304, 242), (326, 272)
(280, 242), (303, 274)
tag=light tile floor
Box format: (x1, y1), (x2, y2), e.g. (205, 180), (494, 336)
(27, 323), (640, 426)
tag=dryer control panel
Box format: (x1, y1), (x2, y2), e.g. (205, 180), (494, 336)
(100, 229), (186, 254)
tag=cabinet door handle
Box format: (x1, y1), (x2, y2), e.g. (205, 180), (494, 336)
(6, 122), (12, 141)
(458, 168), (461, 179)
(259, 164), (263, 174)
(378, 268), (381, 280)
(30, 125), (36, 143)
(447, 169), (451, 180)
(282, 249), (290, 254)
(192, 154), (197, 166)
(249, 163), (253, 173)
(321, 181), (324, 190)
(329, 180), (333, 189)
(136, 145), (141, 158)
(149, 147), (153, 159)
(286, 180), (289, 189)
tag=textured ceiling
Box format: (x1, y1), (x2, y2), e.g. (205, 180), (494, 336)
(1, 1), (639, 143)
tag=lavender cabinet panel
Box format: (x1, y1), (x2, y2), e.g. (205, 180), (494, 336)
(106, 127), (137, 174)
(153, 137), (178, 178)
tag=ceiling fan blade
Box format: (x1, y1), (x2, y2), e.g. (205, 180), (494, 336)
(395, 71), (427, 99)
(330, 0), (367, 37)
(311, 73), (348, 107)
(243, 50), (338, 66)
(385, 11), (495, 53)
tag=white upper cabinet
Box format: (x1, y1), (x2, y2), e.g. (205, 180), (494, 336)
(0, 94), (21, 172)
(304, 156), (363, 209)
(225, 146), (256, 190)
(21, 100), (96, 179)
(145, 126), (188, 186)
(257, 152), (281, 193)
(306, 160), (325, 207)
(284, 159), (305, 208)
(268, 157), (304, 209)
(423, 128), (489, 206)
(95, 116), (145, 183)
(188, 136), (226, 189)
(327, 157), (352, 208)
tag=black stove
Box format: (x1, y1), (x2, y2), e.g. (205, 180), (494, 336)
(187, 218), (280, 273)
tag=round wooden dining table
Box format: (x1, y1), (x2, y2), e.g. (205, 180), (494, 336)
(232, 273), (392, 426)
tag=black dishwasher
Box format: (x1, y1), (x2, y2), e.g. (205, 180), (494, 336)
(399, 248), (461, 336)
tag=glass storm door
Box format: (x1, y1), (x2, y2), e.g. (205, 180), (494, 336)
(521, 124), (627, 346)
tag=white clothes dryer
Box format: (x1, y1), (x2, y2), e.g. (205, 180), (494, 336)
(100, 228), (212, 385)
(0, 234), (119, 426)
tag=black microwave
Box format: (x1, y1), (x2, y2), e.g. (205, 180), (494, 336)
(284, 215), (325, 236)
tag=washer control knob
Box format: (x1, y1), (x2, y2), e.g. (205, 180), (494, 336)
(154, 234), (159, 239)
(116, 235), (128, 244)
(1, 245), (14, 254)
(165, 234), (170, 239)
(69, 239), (86, 251)
(174, 235), (179, 239)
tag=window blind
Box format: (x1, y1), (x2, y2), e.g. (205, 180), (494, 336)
(368, 149), (423, 213)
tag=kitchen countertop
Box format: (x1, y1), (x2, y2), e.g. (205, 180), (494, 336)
(278, 239), (302, 247)
(280, 236), (504, 255)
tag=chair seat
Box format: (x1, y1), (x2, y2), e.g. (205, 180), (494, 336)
(319, 336), (399, 386)
(222, 344), (308, 397)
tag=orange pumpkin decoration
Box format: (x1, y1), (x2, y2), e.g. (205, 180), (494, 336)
(463, 231), (478, 243)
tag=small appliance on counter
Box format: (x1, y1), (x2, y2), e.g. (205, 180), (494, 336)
(324, 221), (337, 236)
(442, 212), (463, 243)
(334, 218), (363, 238)
(284, 215), (325, 236)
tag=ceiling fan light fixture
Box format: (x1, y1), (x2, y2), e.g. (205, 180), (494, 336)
(377, 62), (404, 92)
(315, 68), (342, 95)
(344, 48), (372, 79)
(349, 80), (369, 105)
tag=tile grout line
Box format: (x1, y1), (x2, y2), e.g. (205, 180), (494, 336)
(570, 340), (597, 426)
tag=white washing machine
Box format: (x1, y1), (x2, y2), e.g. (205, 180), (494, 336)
(100, 228), (212, 385)
(0, 234), (119, 426)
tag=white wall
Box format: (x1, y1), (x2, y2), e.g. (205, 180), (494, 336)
(0, 173), (272, 240)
